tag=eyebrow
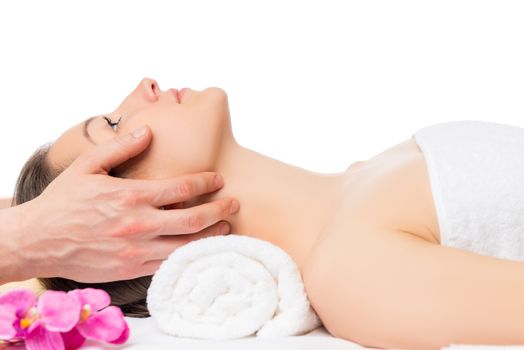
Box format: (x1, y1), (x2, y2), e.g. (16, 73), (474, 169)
(83, 116), (96, 145)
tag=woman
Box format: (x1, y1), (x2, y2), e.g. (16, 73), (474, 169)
(11, 77), (524, 349)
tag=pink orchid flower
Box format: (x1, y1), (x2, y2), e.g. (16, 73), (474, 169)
(0, 288), (81, 349)
(62, 288), (129, 348)
(0, 288), (129, 350)
(0, 288), (37, 341)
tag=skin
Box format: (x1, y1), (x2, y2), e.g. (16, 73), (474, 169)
(47, 77), (352, 271)
(22, 77), (524, 348)
(0, 113), (240, 285)
(48, 78), (231, 180)
(302, 137), (524, 348)
(0, 198), (11, 209)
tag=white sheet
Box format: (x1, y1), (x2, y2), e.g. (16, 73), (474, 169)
(79, 317), (371, 350)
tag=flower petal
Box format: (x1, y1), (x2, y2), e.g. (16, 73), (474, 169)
(108, 319), (129, 344)
(76, 306), (127, 343)
(0, 304), (17, 339)
(38, 291), (80, 332)
(67, 289), (110, 311)
(25, 324), (64, 350)
(27, 319), (41, 334)
(61, 327), (85, 350)
(0, 288), (37, 316)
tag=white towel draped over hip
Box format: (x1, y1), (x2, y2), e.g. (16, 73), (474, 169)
(146, 234), (321, 340)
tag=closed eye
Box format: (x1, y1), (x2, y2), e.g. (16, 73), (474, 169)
(103, 115), (122, 131)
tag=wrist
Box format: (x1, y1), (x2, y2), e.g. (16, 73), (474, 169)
(0, 202), (37, 283)
(0, 207), (24, 284)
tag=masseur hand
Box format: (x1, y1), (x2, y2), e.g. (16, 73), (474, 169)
(2, 126), (239, 284)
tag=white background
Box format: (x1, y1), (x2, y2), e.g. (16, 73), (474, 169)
(1, 0), (524, 197)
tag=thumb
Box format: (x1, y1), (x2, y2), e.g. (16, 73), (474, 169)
(70, 126), (152, 174)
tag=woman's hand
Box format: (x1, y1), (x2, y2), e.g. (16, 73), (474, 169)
(6, 126), (239, 283)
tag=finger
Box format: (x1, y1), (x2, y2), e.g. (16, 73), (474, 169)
(155, 198), (239, 235)
(70, 125), (152, 174)
(146, 221), (231, 261)
(125, 172), (224, 207)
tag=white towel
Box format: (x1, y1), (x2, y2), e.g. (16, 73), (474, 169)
(413, 120), (524, 261)
(146, 234), (322, 340)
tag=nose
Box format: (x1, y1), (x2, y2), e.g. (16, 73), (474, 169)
(141, 77), (160, 101)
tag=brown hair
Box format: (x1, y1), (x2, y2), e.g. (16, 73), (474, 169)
(13, 144), (151, 317)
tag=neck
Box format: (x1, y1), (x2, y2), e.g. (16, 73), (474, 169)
(201, 139), (350, 267)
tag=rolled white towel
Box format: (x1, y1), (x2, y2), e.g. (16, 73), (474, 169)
(146, 234), (321, 340)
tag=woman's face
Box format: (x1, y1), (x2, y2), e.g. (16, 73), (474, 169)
(47, 78), (234, 179)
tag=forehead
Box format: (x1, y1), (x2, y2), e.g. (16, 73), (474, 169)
(47, 120), (94, 169)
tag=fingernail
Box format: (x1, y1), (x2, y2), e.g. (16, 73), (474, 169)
(132, 126), (147, 138)
(214, 174), (223, 187)
(230, 199), (239, 214)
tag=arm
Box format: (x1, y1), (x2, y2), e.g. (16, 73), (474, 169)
(0, 127), (239, 285)
(308, 229), (524, 349)
(0, 204), (26, 284)
(0, 197), (12, 209)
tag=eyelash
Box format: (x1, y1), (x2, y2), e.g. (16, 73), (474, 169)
(103, 115), (122, 131)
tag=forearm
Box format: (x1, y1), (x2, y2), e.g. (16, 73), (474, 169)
(0, 197), (12, 209)
(0, 204), (31, 284)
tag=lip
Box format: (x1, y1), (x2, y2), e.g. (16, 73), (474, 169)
(169, 88), (180, 103)
(178, 88), (189, 101)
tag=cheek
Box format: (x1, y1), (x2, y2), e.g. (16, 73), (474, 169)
(119, 118), (221, 178)
(113, 93), (231, 179)
(151, 120), (220, 176)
